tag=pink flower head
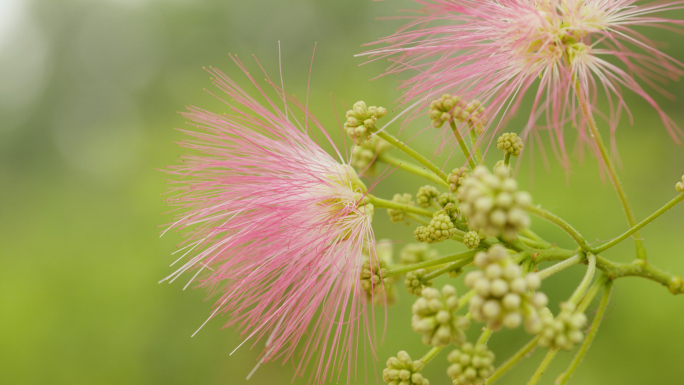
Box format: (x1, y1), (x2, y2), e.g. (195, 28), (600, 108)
(363, 0), (684, 166)
(161, 57), (381, 383)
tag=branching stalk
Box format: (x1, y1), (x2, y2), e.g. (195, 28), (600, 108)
(371, 128), (449, 182)
(384, 250), (479, 278)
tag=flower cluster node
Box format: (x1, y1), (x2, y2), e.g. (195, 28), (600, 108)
(382, 351), (429, 385)
(427, 95), (487, 133)
(414, 210), (456, 244)
(360, 257), (389, 295)
(344, 101), (387, 146)
(463, 231), (484, 250)
(416, 185), (440, 208)
(496, 132), (523, 157)
(457, 166), (532, 240)
(405, 269), (432, 296)
(400, 244), (438, 266)
(351, 135), (391, 175)
(412, 285), (469, 346)
(676, 175), (684, 192)
(438, 192), (457, 208)
(448, 167), (470, 193)
(388, 193), (415, 224)
(465, 245), (548, 332)
(538, 303), (587, 351)
(446, 342), (495, 385)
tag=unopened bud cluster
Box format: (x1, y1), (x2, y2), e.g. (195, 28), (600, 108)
(676, 175), (684, 192)
(414, 210), (455, 244)
(400, 244), (438, 266)
(351, 135), (391, 175)
(538, 304), (587, 351)
(344, 101), (387, 146)
(411, 285), (469, 346)
(360, 257), (389, 295)
(405, 269), (432, 296)
(382, 351), (429, 385)
(448, 167), (469, 193)
(388, 193), (414, 224)
(496, 133), (523, 157)
(457, 166), (532, 240)
(463, 231), (483, 250)
(447, 343), (495, 385)
(465, 245), (548, 332)
(416, 185), (440, 208)
(428, 95), (487, 133)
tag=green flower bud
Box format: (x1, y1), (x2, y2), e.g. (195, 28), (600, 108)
(360, 257), (389, 295)
(457, 166), (532, 240)
(463, 231), (483, 250)
(537, 303), (587, 351)
(496, 132), (523, 157)
(447, 342), (495, 385)
(465, 245), (547, 333)
(382, 351), (429, 385)
(414, 210), (456, 244)
(388, 193), (415, 224)
(428, 94), (465, 128)
(416, 185), (440, 208)
(344, 101), (387, 146)
(405, 269), (432, 296)
(676, 175), (684, 192)
(412, 285), (470, 346)
(448, 167), (470, 193)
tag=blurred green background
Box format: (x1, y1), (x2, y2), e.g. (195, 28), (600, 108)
(1, 0), (683, 384)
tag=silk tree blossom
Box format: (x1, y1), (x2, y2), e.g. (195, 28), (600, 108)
(161, 59), (381, 384)
(362, 0), (684, 165)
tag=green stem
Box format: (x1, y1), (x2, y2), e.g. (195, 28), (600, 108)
(595, 256), (683, 295)
(420, 346), (443, 365)
(368, 195), (434, 218)
(378, 154), (450, 188)
(519, 236), (553, 249)
(449, 120), (477, 169)
(535, 247), (581, 262)
(477, 328), (493, 345)
(406, 213), (430, 226)
(457, 289), (476, 309)
(521, 229), (548, 243)
(384, 250), (479, 278)
(537, 254), (583, 280)
(371, 128), (449, 182)
(591, 193), (684, 254)
(525, 204), (591, 251)
(556, 281), (613, 385)
(527, 348), (558, 385)
(488, 335), (541, 384)
(423, 256), (475, 281)
(468, 123), (483, 164)
(568, 253), (597, 304)
(504, 153), (511, 167)
(577, 275), (608, 314)
(575, 82), (646, 260)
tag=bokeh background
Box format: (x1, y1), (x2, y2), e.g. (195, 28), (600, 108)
(1, 0), (683, 384)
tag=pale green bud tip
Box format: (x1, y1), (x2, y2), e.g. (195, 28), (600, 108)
(463, 231), (481, 250)
(496, 132), (523, 157)
(411, 285), (469, 347)
(676, 175), (684, 192)
(382, 351), (430, 385)
(344, 101), (387, 146)
(447, 342), (495, 385)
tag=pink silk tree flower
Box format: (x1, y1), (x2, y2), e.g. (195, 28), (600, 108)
(362, 0), (684, 166)
(161, 57), (381, 384)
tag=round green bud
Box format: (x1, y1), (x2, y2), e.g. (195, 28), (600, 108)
(448, 167), (469, 193)
(405, 269), (432, 296)
(344, 101), (387, 146)
(447, 342), (495, 385)
(416, 185), (440, 208)
(496, 132), (523, 157)
(382, 351), (430, 385)
(412, 285), (470, 347)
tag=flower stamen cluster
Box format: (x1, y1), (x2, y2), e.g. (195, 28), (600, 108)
(465, 245), (547, 332)
(412, 285), (469, 346)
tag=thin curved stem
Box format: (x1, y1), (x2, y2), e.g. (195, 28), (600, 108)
(371, 128), (449, 182)
(595, 256), (683, 294)
(556, 281), (613, 385)
(368, 195), (433, 218)
(575, 82), (646, 259)
(477, 328), (493, 345)
(591, 193), (684, 254)
(527, 348), (558, 385)
(420, 346), (443, 365)
(488, 335), (541, 384)
(525, 204), (591, 251)
(569, 253), (597, 304)
(577, 275), (609, 314)
(537, 254), (583, 280)
(468, 125), (483, 164)
(423, 256), (475, 281)
(384, 250), (479, 278)
(449, 121), (477, 169)
(378, 154), (450, 188)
